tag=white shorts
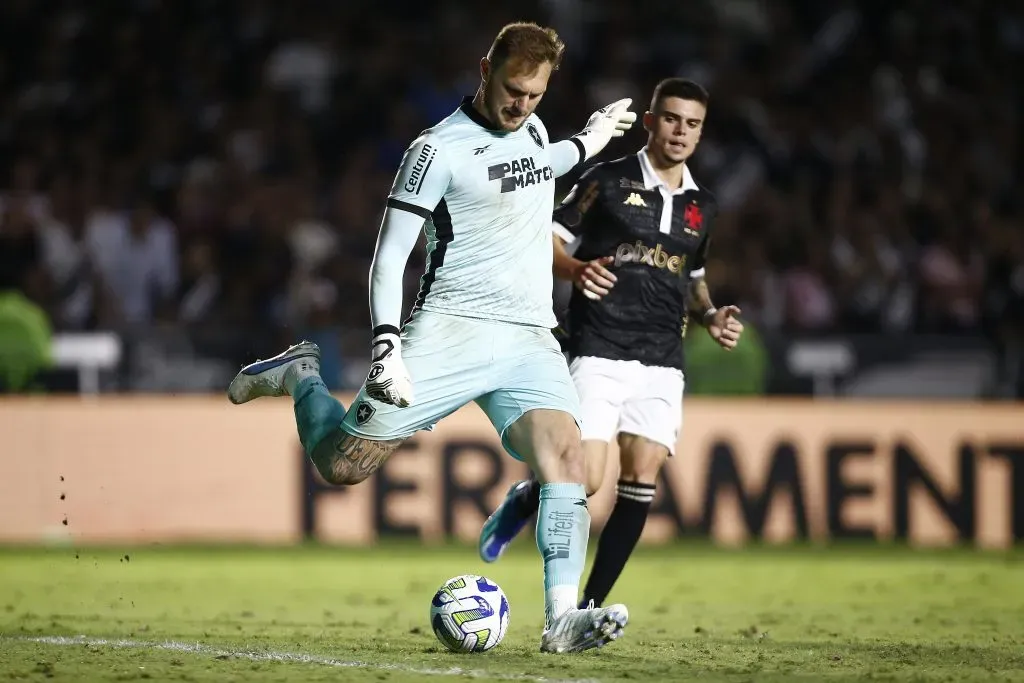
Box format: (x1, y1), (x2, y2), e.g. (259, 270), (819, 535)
(568, 355), (684, 455)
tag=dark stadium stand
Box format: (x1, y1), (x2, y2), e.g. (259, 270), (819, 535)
(0, 0), (1021, 396)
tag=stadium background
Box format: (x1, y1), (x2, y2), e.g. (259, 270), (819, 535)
(0, 2), (1023, 680)
(1, 0), (1022, 400)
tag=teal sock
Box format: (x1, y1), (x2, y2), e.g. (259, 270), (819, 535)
(536, 482), (590, 622)
(292, 375), (346, 458)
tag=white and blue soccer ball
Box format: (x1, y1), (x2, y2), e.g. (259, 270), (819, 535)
(429, 574), (510, 653)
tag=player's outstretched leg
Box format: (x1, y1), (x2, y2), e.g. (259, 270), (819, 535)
(228, 341), (402, 485)
(504, 409), (628, 653)
(228, 340), (344, 451)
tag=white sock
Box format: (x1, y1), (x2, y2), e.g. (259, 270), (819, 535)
(545, 584), (579, 624)
(283, 358), (321, 396)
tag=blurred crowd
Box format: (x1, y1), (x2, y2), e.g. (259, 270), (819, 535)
(1, 0), (1022, 390)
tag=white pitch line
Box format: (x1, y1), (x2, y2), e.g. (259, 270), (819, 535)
(8, 635), (601, 683)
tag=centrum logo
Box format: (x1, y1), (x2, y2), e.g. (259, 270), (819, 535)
(403, 143), (436, 194)
(614, 241), (686, 274)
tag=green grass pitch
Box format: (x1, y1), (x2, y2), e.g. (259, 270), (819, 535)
(1, 542), (1022, 682)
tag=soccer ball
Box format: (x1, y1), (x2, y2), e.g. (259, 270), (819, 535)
(429, 574), (510, 653)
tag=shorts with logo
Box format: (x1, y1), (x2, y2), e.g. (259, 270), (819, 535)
(568, 355), (684, 455)
(340, 309), (582, 460)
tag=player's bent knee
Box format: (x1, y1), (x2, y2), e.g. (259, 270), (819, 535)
(560, 438), (586, 482)
(533, 431), (584, 484)
(309, 431), (405, 486)
(620, 460), (664, 486)
(618, 434), (670, 485)
(506, 409), (586, 484)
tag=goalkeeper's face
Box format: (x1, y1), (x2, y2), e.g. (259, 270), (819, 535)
(482, 58), (553, 132)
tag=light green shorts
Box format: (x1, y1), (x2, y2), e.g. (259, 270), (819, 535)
(340, 309), (581, 460)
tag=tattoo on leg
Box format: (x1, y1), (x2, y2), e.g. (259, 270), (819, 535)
(315, 432), (405, 485)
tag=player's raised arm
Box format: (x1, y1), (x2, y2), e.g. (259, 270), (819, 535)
(548, 139), (586, 179)
(547, 98), (637, 178)
(366, 132), (452, 406)
(546, 99), (637, 178)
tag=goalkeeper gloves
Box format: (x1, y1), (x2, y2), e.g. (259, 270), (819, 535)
(365, 328), (414, 407)
(573, 98), (637, 161)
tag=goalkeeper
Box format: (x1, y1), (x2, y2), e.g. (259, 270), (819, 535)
(228, 23), (635, 653)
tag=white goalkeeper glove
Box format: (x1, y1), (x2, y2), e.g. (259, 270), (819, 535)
(573, 98), (637, 161)
(365, 329), (414, 407)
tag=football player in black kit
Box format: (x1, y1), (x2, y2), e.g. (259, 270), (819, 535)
(479, 78), (745, 609)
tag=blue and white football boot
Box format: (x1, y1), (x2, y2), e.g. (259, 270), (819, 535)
(227, 341), (321, 404)
(478, 480), (536, 563)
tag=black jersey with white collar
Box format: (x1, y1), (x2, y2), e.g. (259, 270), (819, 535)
(552, 152), (717, 370)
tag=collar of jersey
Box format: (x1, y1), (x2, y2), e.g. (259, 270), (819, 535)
(637, 146), (699, 195)
(460, 96), (506, 132)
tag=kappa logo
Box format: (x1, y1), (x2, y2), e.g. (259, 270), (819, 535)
(354, 401), (375, 425)
(623, 192), (647, 207)
(526, 123), (544, 148)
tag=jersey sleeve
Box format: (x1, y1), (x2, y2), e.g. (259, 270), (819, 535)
(368, 208), (427, 333)
(551, 165), (602, 244)
(688, 234), (711, 279)
(370, 132), (452, 334)
(548, 139), (585, 179)
(386, 131), (452, 216)
(688, 199), (717, 279)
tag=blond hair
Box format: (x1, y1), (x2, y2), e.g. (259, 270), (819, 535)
(487, 22), (565, 71)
